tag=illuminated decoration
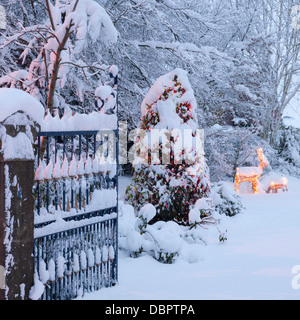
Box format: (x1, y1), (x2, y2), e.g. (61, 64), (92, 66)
(266, 178), (288, 193)
(234, 148), (269, 194)
(126, 70), (210, 225)
(140, 75), (193, 131)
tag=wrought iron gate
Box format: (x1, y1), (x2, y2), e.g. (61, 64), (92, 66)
(33, 129), (118, 300)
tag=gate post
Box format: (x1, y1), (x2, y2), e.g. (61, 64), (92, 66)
(0, 111), (40, 300)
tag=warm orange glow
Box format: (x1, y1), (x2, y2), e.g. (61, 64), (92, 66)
(267, 178), (288, 194)
(234, 148), (268, 194)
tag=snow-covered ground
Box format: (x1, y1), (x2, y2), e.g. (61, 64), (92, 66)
(81, 175), (300, 300)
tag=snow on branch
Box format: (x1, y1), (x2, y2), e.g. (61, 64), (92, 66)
(1, 0), (118, 114)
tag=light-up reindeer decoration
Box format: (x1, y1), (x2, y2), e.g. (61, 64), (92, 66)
(234, 148), (269, 194)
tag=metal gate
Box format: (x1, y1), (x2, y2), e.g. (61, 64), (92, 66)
(33, 129), (118, 300)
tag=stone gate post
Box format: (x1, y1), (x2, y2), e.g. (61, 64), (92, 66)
(0, 111), (40, 300)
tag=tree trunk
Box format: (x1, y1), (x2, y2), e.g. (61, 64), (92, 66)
(40, 0), (79, 158)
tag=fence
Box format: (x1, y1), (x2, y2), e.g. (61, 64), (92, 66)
(33, 129), (118, 300)
(0, 71), (119, 300)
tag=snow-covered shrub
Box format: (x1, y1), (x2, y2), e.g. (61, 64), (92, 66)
(211, 182), (244, 217)
(118, 201), (136, 237)
(126, 69), (210, 224)
(218, 228), (228, 243)
(135, 203), (156, 234)
(148, 221), (183, 264)
(119, 202), (224, 264)
(188, 198), (215, 229)
(126, 230), (143, 258)
(154, 251), (178, 264)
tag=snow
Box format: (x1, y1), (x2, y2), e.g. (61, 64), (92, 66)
(53, 157), (61, 179)
(3, 164), (14, 298)
(0, 88), (44, 125)
(85, 157), (92, 175)
(88, 249), (95, 268)
(194, 198), (211, 210)
(109, 245), (115, 261)
(139, 203), (156, 223)
(237, 167), (262, 176)
(141, 68), (197, 122)
(38, 260), (49, 285)
(35, 160), (45, 181)
(69, 155), (77, 177)
(61, 156), (69, 179)
(92, 157), (99, 174)
(1, 132), (35, 160)
(48, 259), (56, 282)
(95, 85), (112, 100)
(57, 256), (65, 278)
(260, 172), (289, 192)
(77, 156), (85, 176)
(95, 248), (101, 266)
(156, 99), (182, 131)
(188, 208), (201, 224)
(41, 111), (117, 131)
(80, 175), (300, 300)
(109, 65), (119, 78)
(126, 231), (143, 255)
(44, 159), (54, 180)
(73, 254), (80, 274)
(34, 194), (117, 237)
(29, 273), (45, 300)
(102, 246), (109, 263)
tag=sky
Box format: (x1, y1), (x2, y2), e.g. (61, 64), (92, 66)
(283, 93), (300, 128)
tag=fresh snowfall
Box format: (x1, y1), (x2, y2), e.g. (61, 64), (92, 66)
(0, 0), (300, 302)
(79, 175), (300, 300)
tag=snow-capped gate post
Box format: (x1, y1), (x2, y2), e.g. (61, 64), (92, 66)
(0, 89), (43, 300)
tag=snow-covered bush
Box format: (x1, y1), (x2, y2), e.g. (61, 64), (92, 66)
(126, 230), (143, 258)
(135, 203), (156, 234)
(119, 202), (222, 264)
(188, 198), (215, 228)
(126, 69), (210, 224)
(211, 181), (244, 217)
(149, 221), (184, 264)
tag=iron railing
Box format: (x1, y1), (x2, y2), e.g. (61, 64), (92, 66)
(34, 213), (117, 300)
(33, 127), (118, 299)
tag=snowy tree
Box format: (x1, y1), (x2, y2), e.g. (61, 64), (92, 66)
(96, 0), (274, 133)
(205, 124), (278, 182)
(126, 69), (210, 225)
(275, 124), (300, 176)
(257, 0), (300, 145)
(0, 0), (118, 115)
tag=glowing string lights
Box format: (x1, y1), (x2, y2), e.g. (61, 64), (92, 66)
(234, 148), (268, 194)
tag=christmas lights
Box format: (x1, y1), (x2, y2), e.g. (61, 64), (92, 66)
(234, 148), (269, 194)
(126, 70), (210, 224)
(266, 178), (288, 193)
